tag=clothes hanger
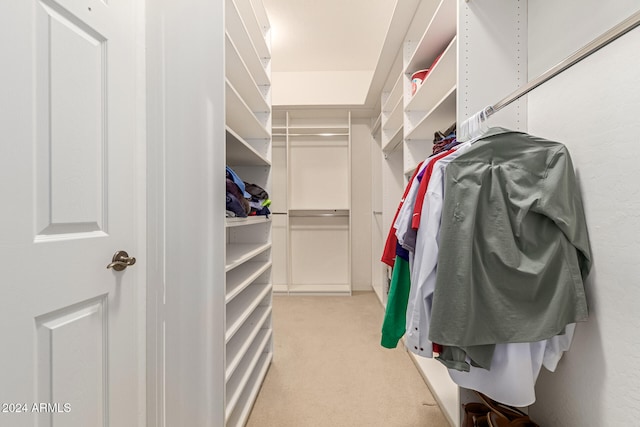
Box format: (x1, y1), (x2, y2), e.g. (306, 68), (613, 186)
(458, 105), (491, 143)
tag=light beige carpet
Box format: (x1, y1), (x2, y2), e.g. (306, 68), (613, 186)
(246, 292), (450, 427)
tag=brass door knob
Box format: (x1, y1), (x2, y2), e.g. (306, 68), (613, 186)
(106, 250), (137, 271)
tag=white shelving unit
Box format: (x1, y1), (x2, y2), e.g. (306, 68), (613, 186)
(224, 0), (273, 425)
(271, 110), (352, 295)
(376, 0), (460, 425)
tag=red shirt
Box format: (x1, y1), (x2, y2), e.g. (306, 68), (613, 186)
(411, 149), (456, 230)
(381, 162), (424, 267)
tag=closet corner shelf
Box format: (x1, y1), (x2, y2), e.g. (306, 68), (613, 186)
(382, 127), (404, 154)
(405, 86), (456, 141)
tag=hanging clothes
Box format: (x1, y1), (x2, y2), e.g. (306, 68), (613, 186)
(429, 128), (592, 367)
(380, 127), (592, 406)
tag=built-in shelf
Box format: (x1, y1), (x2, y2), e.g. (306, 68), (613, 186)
(225, 351), (273, 427)
(226, 260), (272, 303)
(405, 36), (457, 115)
(224, 0), (272, 424)
(226, 33), (269, 115)
(405, 0), (456, 73)
(287, 283), (352, 295)
(225, 0), (269, 86)
(405, 86), (456, 141)
(274, 110), (352, 295)
(225, 330), (272, 421)
(226, 80), (270, 141)
(225, 242), (271, 272)
(382, 127), (404, 154)
(225, 215), (272, 228)
(376, 0), (460, 424)
(232, 0), (270, 62)
(226, 127), (271, 166)
(226, 307), (272, 381)
(225, 283), (271, 343)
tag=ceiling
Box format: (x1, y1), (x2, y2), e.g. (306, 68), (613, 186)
(263, 0), (397, 73)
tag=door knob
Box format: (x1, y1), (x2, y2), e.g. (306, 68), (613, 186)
(106, 250), (137, 271)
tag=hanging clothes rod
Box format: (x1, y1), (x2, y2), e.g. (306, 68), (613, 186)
(487, 9), (640, 117)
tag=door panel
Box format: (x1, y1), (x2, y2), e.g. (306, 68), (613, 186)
(37, 1), (107, 236)
(0, 0), (142, 426)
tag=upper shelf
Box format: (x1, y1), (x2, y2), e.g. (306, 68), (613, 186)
(231, 0), (270, 61)
(405, 0), (456, 74)
(405, 36), (457, 115)
(226, 33), (270, 114)
(405, 86), (456, 141)
(381, 72), (403, 114)
(226, 0), (270, 87)
(226, 80), (270, 141)
(226, 127), (271, 166)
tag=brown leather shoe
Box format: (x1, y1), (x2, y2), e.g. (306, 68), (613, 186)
(463, 402), (491, 427)
(487, 412), (540, 427)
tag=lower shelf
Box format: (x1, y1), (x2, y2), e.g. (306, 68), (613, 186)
(272, 284), (288, 293)
(287, 283), (351, 295)
(225, 335), (273, 424)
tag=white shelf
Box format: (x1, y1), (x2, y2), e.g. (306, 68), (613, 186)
(226, 260), (272, 303)
(405, 0), (457, 73)
(287, 283), (352, 295)
(226, 80), (270, 141)
(405, 36), (457, 115)
(226, 283), (272, 343)
(384, 96), (404, 137)
(225, 331), (272, 419)
(225, 33), (269, 115)
(406, 86), (457, 141)
(225, 215), (271, 228)
(382, 126), (403, 154)
(226, 307), (272, 381)
(272, 284), (288, 293)
(226, 127), (271, 166)
(233, 0), (271, 59)
(224, 0), (272, 424)
(232, 0), (270, 63)
(225, 351), (272, 427)
(226, 242), (271, 272)
(225, 0), (269, 86)
(382, 72), (403, 114)
(286, 126), (349, 136)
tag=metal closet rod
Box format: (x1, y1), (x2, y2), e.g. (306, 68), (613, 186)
(486, 9), (640, 117)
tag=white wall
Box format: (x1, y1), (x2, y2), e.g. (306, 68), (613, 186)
(146, 0), (226, 424)
(527, 5), (640, 425)
(351, 120), (374, 291)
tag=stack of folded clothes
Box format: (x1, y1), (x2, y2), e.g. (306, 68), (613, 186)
(225, 166), (271, 218)
(432, 122), (457, 155)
